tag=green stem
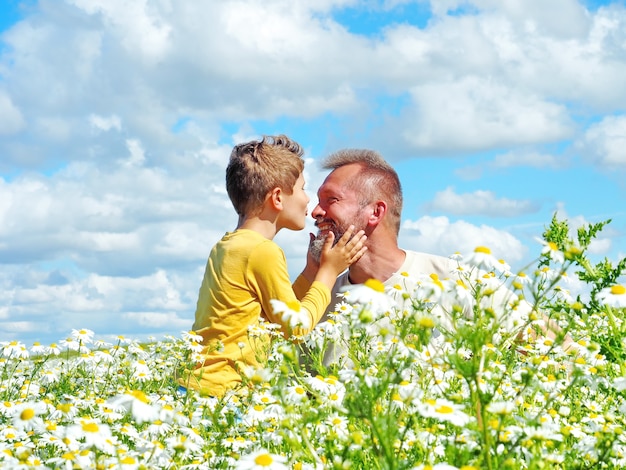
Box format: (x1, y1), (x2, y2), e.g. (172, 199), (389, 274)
(473, 380), (493, 470)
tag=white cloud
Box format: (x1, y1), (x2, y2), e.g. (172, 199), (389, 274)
(490, 150), (564, 170)
(0, 267), (200, 344)
(469, 0), (591, 38)
(123, 139), (147, 167)
(588, 236), (612, 255)
(400, 77), (573, 153)
(67, 0), (172, 61)
(0, 92), (25, 135)
(90, 114), (122, 132)
(0, 156), (233, 269)
(577, 115), (626, 168)
(424, 187), (540, 217)
(455, 150), (565, 180)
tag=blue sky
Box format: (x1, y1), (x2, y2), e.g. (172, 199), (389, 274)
(0, 0), (625, 346)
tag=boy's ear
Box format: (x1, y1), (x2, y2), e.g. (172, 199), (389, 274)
(269, 187), (283, 210)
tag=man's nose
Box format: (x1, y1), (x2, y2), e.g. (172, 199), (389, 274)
(311, 203), (324, 219)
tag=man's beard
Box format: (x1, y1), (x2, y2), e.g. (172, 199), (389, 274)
(310, 218), (361, 263)
(309, 235), (330, 263)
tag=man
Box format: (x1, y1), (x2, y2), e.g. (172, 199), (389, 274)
(293, 149), (459, 367)
(305, 148), (454, 308)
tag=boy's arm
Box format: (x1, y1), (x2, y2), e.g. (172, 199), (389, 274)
(250, 241), (329, 337)
(293, 232), (318, 299)
(293, 274), (312, 300)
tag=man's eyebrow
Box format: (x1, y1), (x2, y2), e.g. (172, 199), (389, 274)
(318, 188), (337, 197)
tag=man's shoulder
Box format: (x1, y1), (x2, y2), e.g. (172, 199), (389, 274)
(402, 250), (455, 277)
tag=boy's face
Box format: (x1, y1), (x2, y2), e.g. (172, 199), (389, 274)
(280, 173), (310, 231)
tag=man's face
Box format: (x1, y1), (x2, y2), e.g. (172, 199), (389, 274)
(309, 165), (368, 262)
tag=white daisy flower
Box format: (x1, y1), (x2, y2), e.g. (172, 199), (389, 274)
(236, 449), (288, 470)
(11, 401), (47, 433)
(284, 384), (308, 404)
(464, 246), (501, 272)
(487, 401), (516, 415)
(59, 337), (87, 353)
(70, 328), (95, 344)
(182, 330), (204, 343)
(2, 341), (29, 359)
(614, 377), (626, 391)
(107, 390), (160, 424)
(340, 279), (395, 315)
(597, 284), (626, 308)
(411, 463), (459, 470)
(65, 418), (115, 452)
(46, 343), (62, 355)
(270, 299), (311, 331)
(29, 342), (46, 355)
(538, 239), (566, 264)
(417, 398), (471, 427)
(241, 365), (274, 386)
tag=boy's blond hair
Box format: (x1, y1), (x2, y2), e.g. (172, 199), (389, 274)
(226, 135), (304, 217)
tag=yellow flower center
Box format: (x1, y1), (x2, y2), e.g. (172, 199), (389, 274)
(474, 246), (492, 254)
(429, 273), (444, 289)
(82, 422), (99, 433)
(254, 454), (274, 466)
(20, 408), (35, 421)
(610, 285), (626, 295)
(57, 403), (72, 413)
(129, 390), (149, 403)
(364, 278), (385, 292)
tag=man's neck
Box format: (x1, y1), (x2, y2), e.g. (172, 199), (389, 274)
(348, 245), (406, 285)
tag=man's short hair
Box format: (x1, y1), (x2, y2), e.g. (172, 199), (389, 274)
(322, 149), (403, 235)
(226, 135), (304, 217)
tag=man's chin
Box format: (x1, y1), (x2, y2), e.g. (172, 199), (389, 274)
(309, 237), (326, 263)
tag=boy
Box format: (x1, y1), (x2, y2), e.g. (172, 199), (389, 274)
(180, 135), (367, 397)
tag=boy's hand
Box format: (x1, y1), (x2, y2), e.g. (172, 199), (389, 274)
(320, 225), (367, 276)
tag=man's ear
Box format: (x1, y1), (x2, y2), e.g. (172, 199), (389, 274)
(368, 200), (387, 226)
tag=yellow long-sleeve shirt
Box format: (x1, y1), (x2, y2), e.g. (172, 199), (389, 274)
(180, 229), (330, 397)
